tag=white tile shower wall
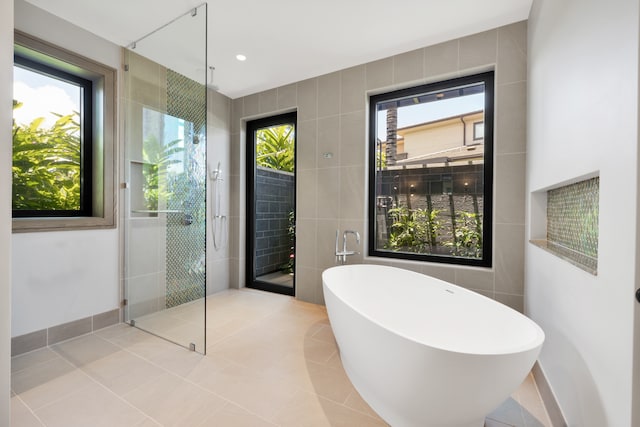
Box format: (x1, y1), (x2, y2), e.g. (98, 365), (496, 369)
(230, 21), (528, 309)
(207, 89), (232, 295)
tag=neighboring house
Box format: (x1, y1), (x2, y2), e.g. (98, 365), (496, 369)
(375, 111), (487, 253)
(392, 110), (485, 168)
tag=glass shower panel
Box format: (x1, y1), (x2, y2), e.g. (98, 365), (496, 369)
(123, 4), (207, 353)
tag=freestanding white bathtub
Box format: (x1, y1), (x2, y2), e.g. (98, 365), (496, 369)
(322, 264), (545, 427)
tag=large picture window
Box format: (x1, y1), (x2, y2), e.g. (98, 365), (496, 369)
(368, 72), (494, 267)
(12, 31), (116, 232)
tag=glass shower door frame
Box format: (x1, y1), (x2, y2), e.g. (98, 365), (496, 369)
(122, 4), (208, 354)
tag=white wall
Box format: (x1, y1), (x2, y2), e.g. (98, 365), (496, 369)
(527, 0), (639, 425)
(1, 0), (14, 423)
(12, 0), (121, 336)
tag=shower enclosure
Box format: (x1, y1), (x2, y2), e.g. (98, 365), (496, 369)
(122, 4), (207, 353)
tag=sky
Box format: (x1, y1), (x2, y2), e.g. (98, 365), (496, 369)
(13, 65), (79, 129)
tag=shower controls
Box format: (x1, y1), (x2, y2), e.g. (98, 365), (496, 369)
(183, 213), (194, 225)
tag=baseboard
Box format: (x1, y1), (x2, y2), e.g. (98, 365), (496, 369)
(11, 308), (121, 356)
(532, 362), (568, 427)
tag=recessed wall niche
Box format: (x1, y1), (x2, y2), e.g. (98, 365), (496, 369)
(530, 175), (599, 274)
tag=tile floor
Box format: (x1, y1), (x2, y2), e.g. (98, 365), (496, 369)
(11, 288), (552, 426)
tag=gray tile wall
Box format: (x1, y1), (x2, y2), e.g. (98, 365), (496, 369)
(230, 21), (528, 310)
(11, 309), (120, 356)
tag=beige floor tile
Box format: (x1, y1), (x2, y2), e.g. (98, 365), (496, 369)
(123, 372), (227, 426)
(162, 320), (206, 353)
(81, 350), (166, 395)
(262, 354), (316, 394)
(134, 417), (163, 426)
(302, 333), (338, 364)
(132, 311), (205, 352)
(142, 344), (205, 377)
(344, 390), (384, 420)
(11, 395), (44, 427)
(205, 317), (255, 348)
(184, 352), (235, 384)
(325, 352), (344, 370)
(305, 360), (356, 404)
(311, 324), (336, 344)
(207, 325), (298, 371)
(133, 310), (182, 332)
(198, 402), (278, 427)
(12, 357), (94, 410)
(9, 289), (553, 427)
(100, 326), (160, 349)
(51, 334), (121, 367)
(35, 382), (146, 427)
(271, 390), (388, 427)
(257, 312), (321, 339)
(190, 361), (300, 421)
(95, 323), (135, 340)
(12, 348), (60, 374)
(166, 299), (206, 322)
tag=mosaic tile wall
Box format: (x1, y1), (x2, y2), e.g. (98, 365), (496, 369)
(546, 177), (599, 272)
(165, 70), (207, 308)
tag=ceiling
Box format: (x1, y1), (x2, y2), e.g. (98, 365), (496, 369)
(24, 0), (532, 99)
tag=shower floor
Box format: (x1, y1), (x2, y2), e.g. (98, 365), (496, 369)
(10, 288), (552, 426)
(256, 271), (294, 288)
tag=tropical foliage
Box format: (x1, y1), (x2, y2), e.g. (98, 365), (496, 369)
(386, 206), (440, 253)
(446, 211), (483, 258)
(141, 135), (184, 211)
(281, 210), (295, 274)
(256, 125), (295, 172)
(12, 100), (82, 211)
(385, 205), (482, 258)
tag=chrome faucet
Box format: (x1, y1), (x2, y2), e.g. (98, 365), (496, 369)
(335, 229), (360, 265)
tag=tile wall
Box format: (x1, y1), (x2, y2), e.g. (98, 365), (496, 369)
(546, 176), (599, 273)
(230, 22), (528, 310)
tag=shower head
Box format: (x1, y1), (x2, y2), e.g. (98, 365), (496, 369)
(207, 66), (219, 91)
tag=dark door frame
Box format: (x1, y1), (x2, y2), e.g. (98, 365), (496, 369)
(246, 112), (297, 296)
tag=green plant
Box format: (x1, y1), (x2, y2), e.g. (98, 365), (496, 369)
(385, 206), (440, 253)
(12, 100), (82, 211)
(141, 135), (184, 210)
(256, 125), (295, 172)
(446, 211), (483, 258)
(281, 210), (295, 274)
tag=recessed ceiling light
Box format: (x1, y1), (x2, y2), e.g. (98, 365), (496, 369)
(236, 54), (247, 61)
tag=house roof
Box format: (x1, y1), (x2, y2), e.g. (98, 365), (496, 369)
(395, 143), (484, 167)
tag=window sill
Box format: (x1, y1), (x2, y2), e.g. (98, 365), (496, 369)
(12, 215), (116, 233)
(529, 239), (597, 275)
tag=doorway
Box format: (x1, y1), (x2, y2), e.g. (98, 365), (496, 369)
(246, 112), (296, 296)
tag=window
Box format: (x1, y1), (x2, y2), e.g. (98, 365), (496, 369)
(473, 121), (484, 140)
(12, 31), (116, 232)
(368, 72), (494, 267)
